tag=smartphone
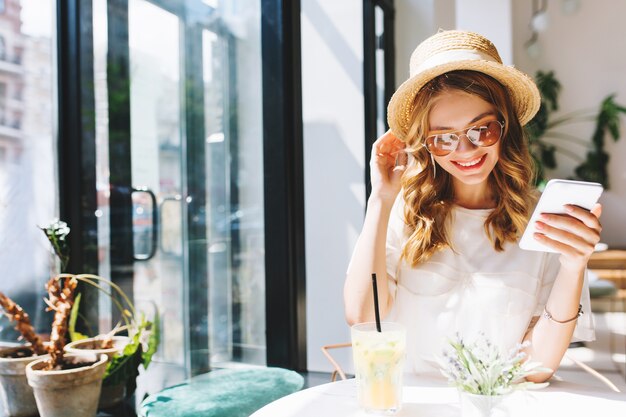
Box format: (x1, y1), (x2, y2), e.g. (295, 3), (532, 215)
(518, 179), (604, 252)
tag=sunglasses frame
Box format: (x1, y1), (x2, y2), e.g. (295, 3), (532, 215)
(424, 120), (505, 156)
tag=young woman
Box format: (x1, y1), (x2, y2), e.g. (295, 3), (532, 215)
(344, 30), (601, 382)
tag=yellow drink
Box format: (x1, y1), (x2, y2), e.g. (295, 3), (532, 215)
(351, 322), (406, 414)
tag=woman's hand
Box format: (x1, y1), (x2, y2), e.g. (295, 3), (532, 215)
(370, 130), (407, 203)
(533, 203), (603, 269)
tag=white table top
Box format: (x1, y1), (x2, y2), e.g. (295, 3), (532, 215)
(252, 374), (626, 417)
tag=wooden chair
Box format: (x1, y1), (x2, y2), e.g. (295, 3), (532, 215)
(564, 354), (621, 392)
(320, 342), (351, 381)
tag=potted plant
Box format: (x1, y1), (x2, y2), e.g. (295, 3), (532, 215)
(24, 275), (108, 417)
(0, 218), (159, 415)
(526, 70), (626, 188)
(40, 219), (159, 410)
(439, 334), (551, 417)
(61, 273), (159, 409)
(0, 293), (49, 417)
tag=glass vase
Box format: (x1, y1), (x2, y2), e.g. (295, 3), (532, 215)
(459, 391), (511, 417)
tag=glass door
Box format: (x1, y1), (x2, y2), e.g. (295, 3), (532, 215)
(128, 0), (188, 390)
(92, 0), (266, 397)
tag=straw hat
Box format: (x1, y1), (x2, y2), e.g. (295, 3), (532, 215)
(387, 30), (541, 141)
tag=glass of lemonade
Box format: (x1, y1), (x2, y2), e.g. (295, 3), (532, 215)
(351, 322), (406, 414)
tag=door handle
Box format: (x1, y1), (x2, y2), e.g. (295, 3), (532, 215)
(159, 195), (183, 257)
(131, 187), (158, 261)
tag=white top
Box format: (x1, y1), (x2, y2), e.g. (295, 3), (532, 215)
(385, 198), (594, 374)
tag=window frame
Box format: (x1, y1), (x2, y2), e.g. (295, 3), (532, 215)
(260, 0), (307, 371)
(363, 0), (395, 200)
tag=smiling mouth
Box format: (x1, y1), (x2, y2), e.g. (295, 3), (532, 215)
(451, 154), (487, 170)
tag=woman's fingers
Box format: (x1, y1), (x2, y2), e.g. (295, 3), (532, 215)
(539, 204), (602, 234)
(373, 130), (405, 158)
(533, 233), (583, 258)
(590, 203), (602, 218)
(536, 213), (600, 245)
(534, 203), (603, 262)
(534, 220), (596, 254)
(562, 204), (603, 230)
(371, 131), (407, 171)
(369, 131), (408, 201)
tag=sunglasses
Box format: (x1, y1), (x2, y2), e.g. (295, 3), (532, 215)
(424, 120), (504, 157)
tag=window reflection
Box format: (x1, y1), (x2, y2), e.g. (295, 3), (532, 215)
(201, 3), (266, 367)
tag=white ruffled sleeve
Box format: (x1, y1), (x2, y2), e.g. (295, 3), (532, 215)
(534, 252), (595, 342)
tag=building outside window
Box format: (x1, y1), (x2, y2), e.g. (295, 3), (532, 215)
(0, 0), (56, 340)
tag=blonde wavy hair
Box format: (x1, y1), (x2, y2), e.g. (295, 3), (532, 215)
(400, 70), (536, 266)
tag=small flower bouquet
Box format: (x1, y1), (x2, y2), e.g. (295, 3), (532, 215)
(439, 334), (552, 396)
(39, 219), (71, 271)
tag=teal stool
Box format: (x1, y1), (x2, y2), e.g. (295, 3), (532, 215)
(140, 367), (304, 417)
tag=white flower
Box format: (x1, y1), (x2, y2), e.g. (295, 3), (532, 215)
(440, 334), (552, 395)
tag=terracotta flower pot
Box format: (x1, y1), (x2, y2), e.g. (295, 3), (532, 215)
(26, 353), (108, 417)
(64, 336), (131, 409)
(64, 335), (129, 360)
(0, 345), (47, 417)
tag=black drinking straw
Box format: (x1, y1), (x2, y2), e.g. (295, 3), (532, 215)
(372, 273), (382, 332)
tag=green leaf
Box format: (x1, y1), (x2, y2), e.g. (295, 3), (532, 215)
(541, 145), (557, 169)
(103, 330), (143, 398)
(69, 293), (88, 342)
(608, 122), (620, 141)
(574, 150), (609, 187)
(527, 71), (625, 190)
(142, 312), (160, 369)
(101, 313), (160, 399)
(535, 71), (561, 111)
(597, 95), (626, 143)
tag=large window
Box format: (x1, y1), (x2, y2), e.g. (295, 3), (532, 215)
(0, 0), (56, 341)
(1, 0), (301, 398)
(91, 0), (266, 395)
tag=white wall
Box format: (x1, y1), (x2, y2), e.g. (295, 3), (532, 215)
(455, 0), (513, 64)
(394, 0), (455, 86)
(394, 0), (512, 83)
(302, 0), (366, 373)
(512, 0), (626, 247)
